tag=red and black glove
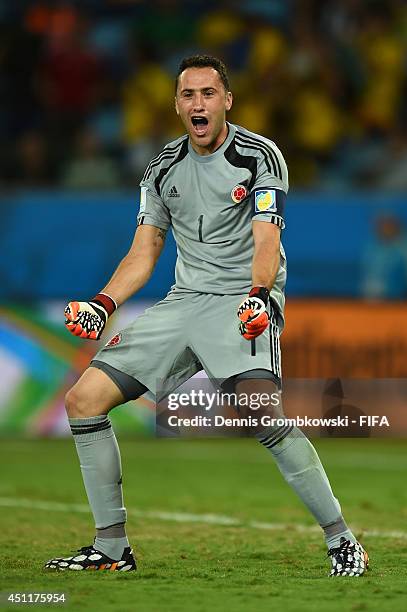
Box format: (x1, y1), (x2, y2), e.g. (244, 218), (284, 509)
(64, 293), (117, 340)
(237, 286), (270, 340)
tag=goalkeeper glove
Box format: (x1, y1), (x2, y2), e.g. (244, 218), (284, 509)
(237, 286), (270, 340)
(64, 293), (117, 340)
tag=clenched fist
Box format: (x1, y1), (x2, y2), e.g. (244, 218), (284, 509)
(237, 286), (270, 340)
(64, 293), (117, 340)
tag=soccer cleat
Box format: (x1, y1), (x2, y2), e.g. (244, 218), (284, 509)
(44, 545), (136, 572)
(328, 537), (369, 577)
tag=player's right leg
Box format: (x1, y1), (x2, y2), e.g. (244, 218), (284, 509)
(44, 366), (145, 572)
(45, 292), (201, 572)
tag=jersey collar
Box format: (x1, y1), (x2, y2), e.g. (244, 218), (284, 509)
(188, 122), (236, 163)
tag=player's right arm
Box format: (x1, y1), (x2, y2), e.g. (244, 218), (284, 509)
(64, 224), (167, 339)
(100, 224), (167, 305)
(65, 171), (171, 340)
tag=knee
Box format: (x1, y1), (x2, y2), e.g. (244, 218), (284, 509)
(234, 377), (284, 420)
(65, 386), (93, 418)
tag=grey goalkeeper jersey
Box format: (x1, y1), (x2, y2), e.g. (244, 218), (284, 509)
(138, 122), (289, 319)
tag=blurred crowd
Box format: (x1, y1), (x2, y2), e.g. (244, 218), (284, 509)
(0, 0), (406, 190)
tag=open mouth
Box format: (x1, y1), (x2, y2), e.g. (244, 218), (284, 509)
(191, 116), (209, 137)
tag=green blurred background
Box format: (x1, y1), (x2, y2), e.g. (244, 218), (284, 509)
(1, 0), (407, 437)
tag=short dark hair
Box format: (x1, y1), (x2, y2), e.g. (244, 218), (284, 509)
(175, 55), (230, 93)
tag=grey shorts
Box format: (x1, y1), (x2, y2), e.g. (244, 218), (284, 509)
(93, 291), (282, 400)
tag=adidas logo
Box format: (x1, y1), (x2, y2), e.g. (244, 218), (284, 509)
(168, 185), (180, 198)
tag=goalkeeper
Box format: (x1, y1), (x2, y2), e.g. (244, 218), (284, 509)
(45, 55), (368, 577)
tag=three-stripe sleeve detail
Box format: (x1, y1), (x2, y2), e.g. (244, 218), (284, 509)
(235, 132), (283, 180)
(142, 137), (188, 182)
(224, 139), (258, 189)
(265, 214), (284, 228)
(154, 139), (189, 196)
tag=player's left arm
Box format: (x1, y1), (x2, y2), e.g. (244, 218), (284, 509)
(238, 138), (288, 340)
(251, 221), (281, 291)
(237, 221), (281, 340)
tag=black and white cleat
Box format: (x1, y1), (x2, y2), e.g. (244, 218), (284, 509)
(44, 545), (136, 572)
(328, 537), (369, 577)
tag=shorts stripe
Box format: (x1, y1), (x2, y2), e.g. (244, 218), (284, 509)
(274, 326), (280, 378)
(269, 313), (281, 381)
(270, 327), (276, 375)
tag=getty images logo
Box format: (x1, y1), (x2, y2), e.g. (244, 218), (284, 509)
(168, 185), (180, 198)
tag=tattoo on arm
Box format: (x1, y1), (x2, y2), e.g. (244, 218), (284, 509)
(157, 228), (167, 242)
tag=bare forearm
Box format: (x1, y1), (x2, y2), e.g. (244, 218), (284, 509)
(98, 225), (166, 306)
(100, 255), (154, 306)
(252, 244), (280, 291)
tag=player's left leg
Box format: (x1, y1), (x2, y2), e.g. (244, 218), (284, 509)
(234, 374), (369, 576)
(191, 294), (368, 576)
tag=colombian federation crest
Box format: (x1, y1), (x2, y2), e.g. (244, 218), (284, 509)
(105, 333), (122, 348)
(254, 189), (277, 213)
(231, 184), (248, 204)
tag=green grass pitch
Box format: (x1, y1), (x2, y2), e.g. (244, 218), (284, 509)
(1, 438), (406, 611)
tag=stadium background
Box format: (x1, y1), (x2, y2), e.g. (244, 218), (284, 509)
(1, 0), (406, 436)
